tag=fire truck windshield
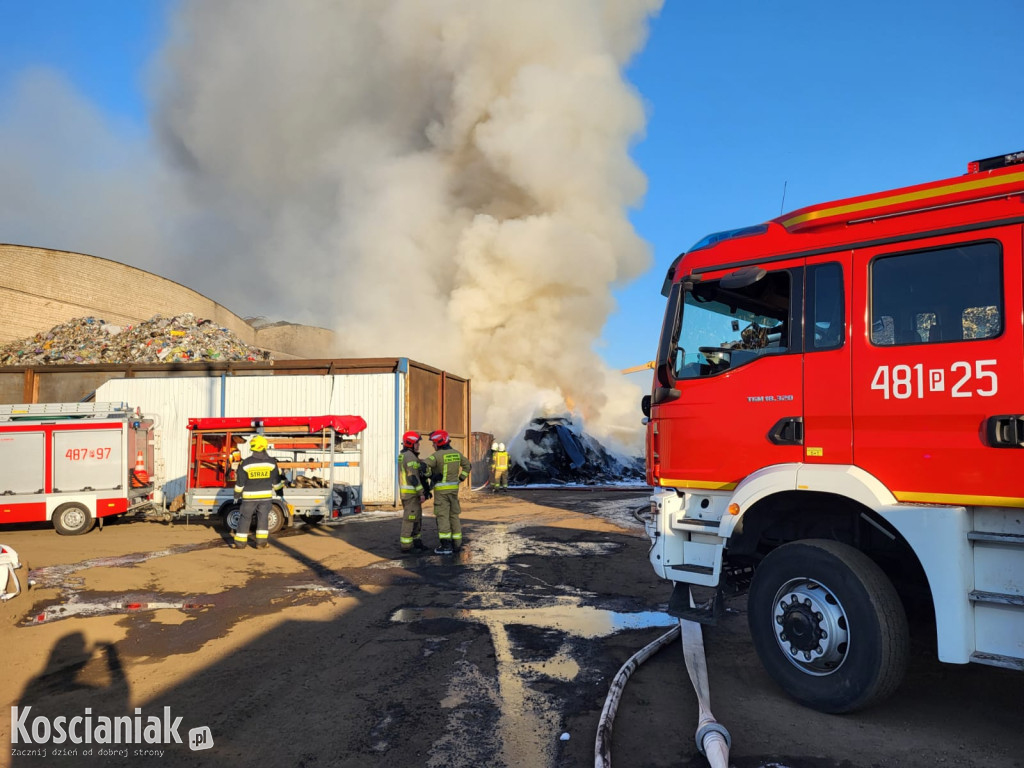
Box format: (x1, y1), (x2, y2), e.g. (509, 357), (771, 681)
(668, 271), (791, 379)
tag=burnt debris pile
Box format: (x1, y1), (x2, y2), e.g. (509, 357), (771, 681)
(509, 417), (644, 486)
(0, 314), (273, 366)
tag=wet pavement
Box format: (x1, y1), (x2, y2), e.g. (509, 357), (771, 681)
(2, 490), (1022, 768)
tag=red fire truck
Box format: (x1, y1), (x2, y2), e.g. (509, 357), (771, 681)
(643, 151), (1024, 713)
(181, 415), (367, 534)
(0, 402), (156, 534)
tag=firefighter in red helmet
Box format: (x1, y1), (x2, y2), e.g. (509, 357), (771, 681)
(397, 431), (431, 553)
(424, 429), (471, 554)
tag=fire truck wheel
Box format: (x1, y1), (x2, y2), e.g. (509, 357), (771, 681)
(747, 538), (909, 714)
(53, 503), (96, 536)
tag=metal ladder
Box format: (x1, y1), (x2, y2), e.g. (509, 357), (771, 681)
(0, 402), (131, 422)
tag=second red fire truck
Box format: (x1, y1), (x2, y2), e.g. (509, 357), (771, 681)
(643, 151), (1024, 713)
(0, 402), (156, 534)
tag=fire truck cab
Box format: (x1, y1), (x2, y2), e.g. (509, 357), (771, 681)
(644, 152), (1024, 713)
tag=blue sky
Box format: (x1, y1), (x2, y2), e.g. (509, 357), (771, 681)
(3, 1), (1023, 377)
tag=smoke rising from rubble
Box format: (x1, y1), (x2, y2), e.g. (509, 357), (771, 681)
(151, 0), (662, 454)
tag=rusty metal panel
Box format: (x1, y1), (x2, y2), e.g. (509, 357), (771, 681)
(0, 372), (24, 404)
(443, 375), (467, 438)
(408, 364), (440, 435)
(37, 370), (126, 403)
(470, 431), (494, 487)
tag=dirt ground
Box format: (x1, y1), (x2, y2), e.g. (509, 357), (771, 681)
(0, 488), (1021, 768)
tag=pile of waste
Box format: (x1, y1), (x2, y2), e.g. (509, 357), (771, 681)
(0, 314), (273, 366)
(509, 417), (645, 486)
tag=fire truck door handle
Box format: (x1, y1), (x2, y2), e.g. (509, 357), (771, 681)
(767, 417), (803, 446)
(985, 415), (1024, 448)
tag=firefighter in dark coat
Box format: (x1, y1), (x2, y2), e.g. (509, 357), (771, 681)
(397, 431), (431, 553)
(424, 430), (471, 554)
(231, 435), (284, 549)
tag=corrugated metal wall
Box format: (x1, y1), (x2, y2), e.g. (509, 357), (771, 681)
(97, 374), (398, 505)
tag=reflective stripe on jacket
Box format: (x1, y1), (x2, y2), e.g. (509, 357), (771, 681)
(397, 448), (425, 497)
(425, 446), (471, 493)
(234, 451), (284, 500)
(490, 451), (509, 471)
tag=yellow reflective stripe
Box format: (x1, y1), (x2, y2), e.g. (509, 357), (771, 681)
(233, 485), (244, 493)
(400, 536), (414, 543)
(435, 482), (459, 490)
(242, 491), (274, 499)
(781, 168), (1024, 229)
(893, 490), (1024, 508)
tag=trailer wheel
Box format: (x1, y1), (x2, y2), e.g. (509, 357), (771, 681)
(53, 503), (95, 536)
(747, 539), (909, 714)
(220, 501), (286, 534)
(267, 502), (286, 534)
(221, 502), (241, 532)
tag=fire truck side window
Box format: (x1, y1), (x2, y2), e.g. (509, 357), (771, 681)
(671, 270), (792, 379)
(870, 241), (1003, 346)
(807, 262), (844, 351)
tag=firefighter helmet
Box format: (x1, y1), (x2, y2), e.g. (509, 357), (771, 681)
(429, 430), (449, 447)
(498, 443), (505, 452)
(402, 431), (422, 448)
(491, 441), (499, 451)
(250, 435), (268, 452)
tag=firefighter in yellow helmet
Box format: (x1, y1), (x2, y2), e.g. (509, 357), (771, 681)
(424, 430), (471, 554)
(231, 434), (284, 549)
(489, 441), (510, 492)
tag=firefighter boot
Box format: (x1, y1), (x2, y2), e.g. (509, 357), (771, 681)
(412, 539), (428, 552)
(435, 541), (454, 555)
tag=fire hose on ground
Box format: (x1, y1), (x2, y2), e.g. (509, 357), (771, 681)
(594, 588), (731, 768)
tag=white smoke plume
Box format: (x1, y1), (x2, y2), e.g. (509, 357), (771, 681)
(2, 1), (663, 456)
(152, 0), (663, 454)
